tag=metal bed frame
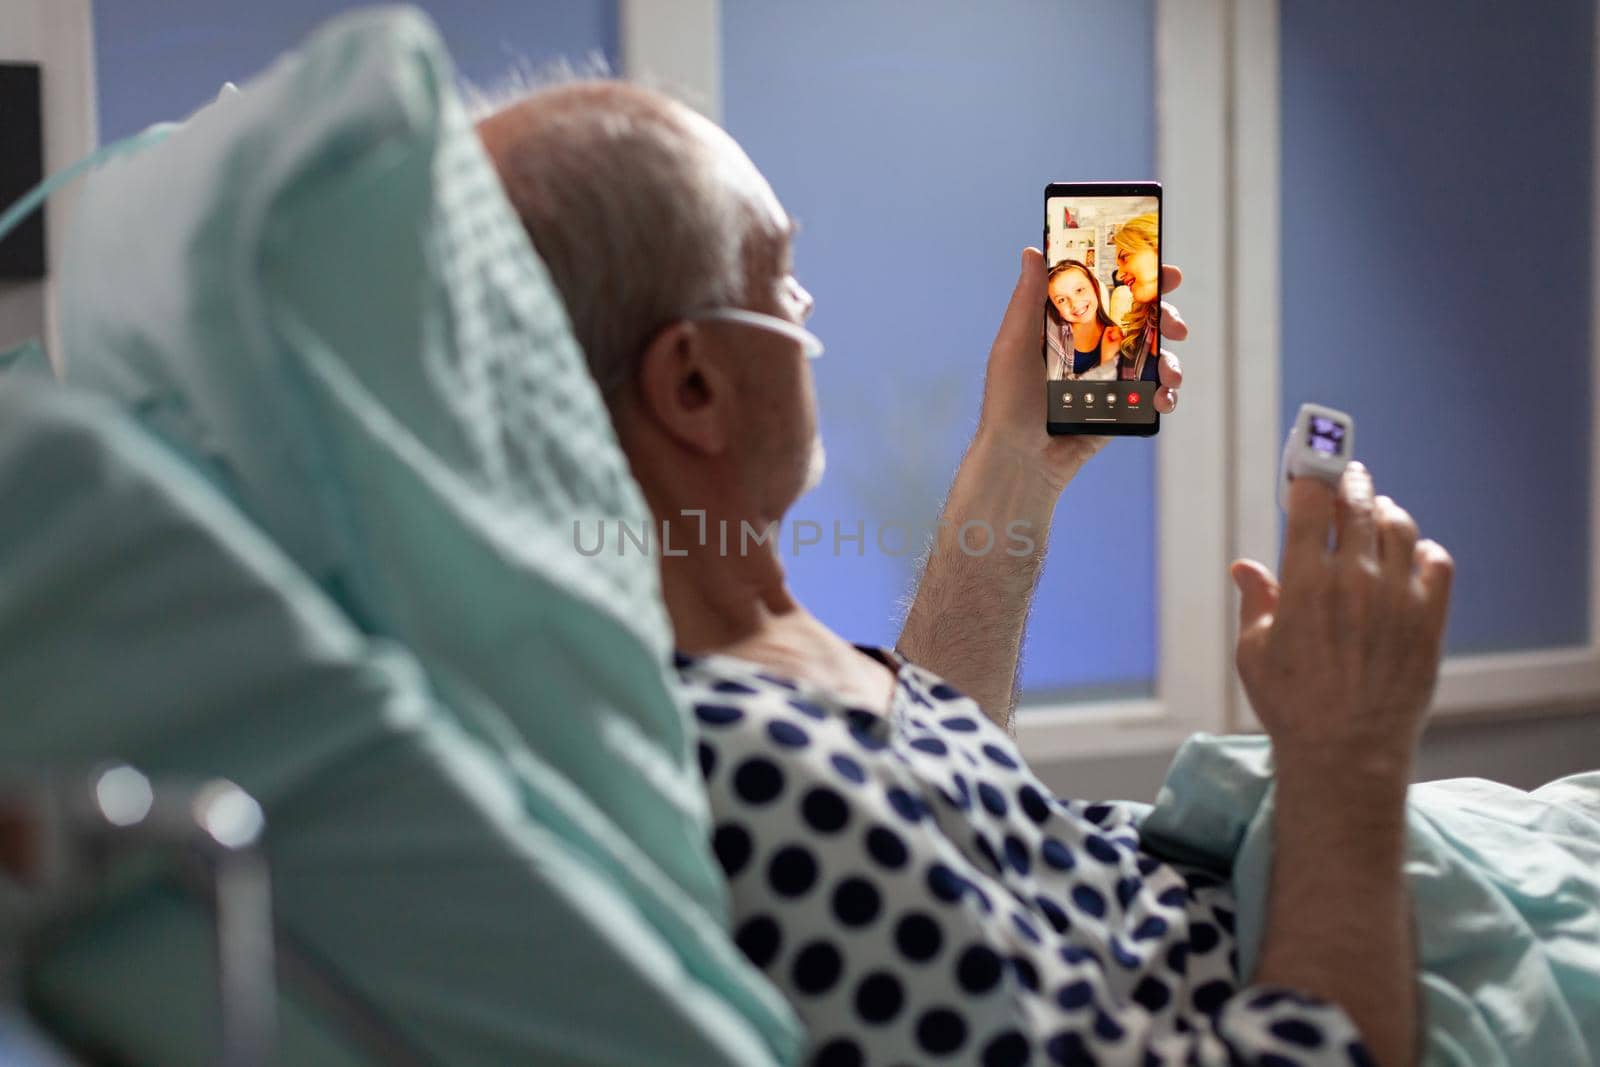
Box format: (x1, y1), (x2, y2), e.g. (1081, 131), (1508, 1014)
(1, 766), (433, 1067)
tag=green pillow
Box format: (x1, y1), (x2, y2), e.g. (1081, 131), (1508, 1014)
(0, 385), (793, 1066)
(54, 6), (798, 1064)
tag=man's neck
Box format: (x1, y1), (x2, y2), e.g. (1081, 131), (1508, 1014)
(656, 505), (799, 655)
(654, 505), (896, 710)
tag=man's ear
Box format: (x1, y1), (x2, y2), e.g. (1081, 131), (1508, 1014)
(634, 321), (732, 456)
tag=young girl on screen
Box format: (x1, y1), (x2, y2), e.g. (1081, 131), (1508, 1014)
(1044, 259), (1122, 381)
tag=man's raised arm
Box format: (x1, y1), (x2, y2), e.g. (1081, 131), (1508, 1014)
(897, 249), (1184, 732)
(897, 429), (1063, 734)
(1234, 464), (1453, 1067)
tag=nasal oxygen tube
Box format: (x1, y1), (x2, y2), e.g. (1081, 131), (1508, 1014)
(0, 121), (178, 248)
(1279, 402), (1355, 510)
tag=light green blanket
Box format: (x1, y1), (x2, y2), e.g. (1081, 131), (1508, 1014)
(1141, 733), (1600, 1066)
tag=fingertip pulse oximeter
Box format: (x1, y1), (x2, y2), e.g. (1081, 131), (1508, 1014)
(1279, 402), (1355, 510)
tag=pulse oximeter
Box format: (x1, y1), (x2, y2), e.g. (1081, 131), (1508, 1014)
(1279, 403), (1354, 510)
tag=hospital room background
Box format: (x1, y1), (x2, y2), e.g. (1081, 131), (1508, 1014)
(3, 0), (1596, 802)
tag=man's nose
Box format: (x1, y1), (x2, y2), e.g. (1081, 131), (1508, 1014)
(796, 284), (815, 321)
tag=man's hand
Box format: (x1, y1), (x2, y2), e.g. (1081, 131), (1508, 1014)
(1242, 464), (1451, 1067)
(1230, 462), (1454, 774)
(974, 247), (1188, 493)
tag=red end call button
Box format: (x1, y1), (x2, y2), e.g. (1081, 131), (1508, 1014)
(1126, 392), (1140, 405)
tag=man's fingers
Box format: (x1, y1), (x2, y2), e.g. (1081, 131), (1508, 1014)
(1154, 349), (1181, 414)
(1161, 264), (1183, 293)
(1158, 301), (1189, 341)
(993, 247), (1047, 366)
(1282, 475), (1337, 584)
(1376, 495), (1419, 583)
(1231, 558), (1280, 629)
(1413, 538), (1455, 628)
(1155, 349), (1180, 415)
(1157, 349), (1182, 389)
(1333, 461), (1378, 565)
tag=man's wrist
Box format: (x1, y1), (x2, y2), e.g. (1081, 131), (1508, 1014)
(1274, 740), (1415, 789)
(1274, 747), (1412, 827)
(965, 427), (1072, 511)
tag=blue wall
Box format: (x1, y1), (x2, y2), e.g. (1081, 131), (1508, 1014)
(1282, 0), (1593, 654)
(95, 1), (615, 143)
(721, 1), (1159, 699)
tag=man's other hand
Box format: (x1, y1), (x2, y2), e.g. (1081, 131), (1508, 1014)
(1230, 463), (1454, 778)
(974, 247), (1187, 494)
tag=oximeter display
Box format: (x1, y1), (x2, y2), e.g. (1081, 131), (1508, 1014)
(1307, 416), (1347, 457)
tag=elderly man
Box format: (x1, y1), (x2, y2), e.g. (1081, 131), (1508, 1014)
(478, 83), (1451, 1067)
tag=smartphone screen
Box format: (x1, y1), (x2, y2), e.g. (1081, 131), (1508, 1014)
(1043, 181), (1161, 436)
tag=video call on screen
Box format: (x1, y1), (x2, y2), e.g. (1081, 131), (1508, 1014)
(1044, 193), (1160, 426)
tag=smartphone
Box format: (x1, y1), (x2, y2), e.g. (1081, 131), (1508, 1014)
(1042, 181), (1162, 436)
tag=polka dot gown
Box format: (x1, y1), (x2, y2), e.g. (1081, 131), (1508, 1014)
(680, 648), (1378, 1067)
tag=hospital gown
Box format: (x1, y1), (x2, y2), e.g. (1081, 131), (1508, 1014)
(680, 647), (1379, 1066)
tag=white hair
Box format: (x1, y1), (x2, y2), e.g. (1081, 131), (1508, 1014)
(475, 77), (777, 406)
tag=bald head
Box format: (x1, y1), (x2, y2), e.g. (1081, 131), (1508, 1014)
(477, 82), (792, 408)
